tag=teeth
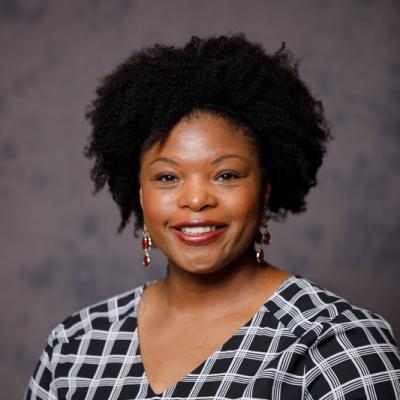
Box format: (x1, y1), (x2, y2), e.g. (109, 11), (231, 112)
(181, 226), (217, 235)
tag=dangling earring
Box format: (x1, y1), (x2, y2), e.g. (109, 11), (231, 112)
(142, 224), (152, 267)
(256, 214), (271, 263)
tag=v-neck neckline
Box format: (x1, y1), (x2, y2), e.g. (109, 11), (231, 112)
(134, 274), (298, 397)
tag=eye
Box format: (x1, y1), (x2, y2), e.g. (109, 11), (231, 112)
(215, 171), (241, 182)
(154, 173), (178, 183)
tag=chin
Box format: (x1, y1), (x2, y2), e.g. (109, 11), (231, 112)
(170, 253), (236, 276)
(178, 262), (222, 275)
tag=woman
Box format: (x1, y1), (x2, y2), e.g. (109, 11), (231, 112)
(26, 34), (400, 399)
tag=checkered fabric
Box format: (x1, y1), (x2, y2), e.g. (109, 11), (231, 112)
(25, 275), (400, 399)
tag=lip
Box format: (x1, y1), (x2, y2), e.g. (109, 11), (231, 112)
(170, 220), (227, 245)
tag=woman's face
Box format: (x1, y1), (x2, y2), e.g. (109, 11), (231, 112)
(139, 112), (269, 274)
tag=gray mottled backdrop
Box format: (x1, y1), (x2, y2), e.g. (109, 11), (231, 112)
(1, 0), (399, 397)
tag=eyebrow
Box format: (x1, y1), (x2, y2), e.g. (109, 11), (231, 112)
(211, 154), (246, 164)
(149, 157), (178, 166)
(149, 154), (246, 166)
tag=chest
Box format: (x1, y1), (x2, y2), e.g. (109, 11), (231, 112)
(138, 310), (256, 394)
(51, 311), (304, 399)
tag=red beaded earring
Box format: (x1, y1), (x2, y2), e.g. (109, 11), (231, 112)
(256, 214), (271, 263)
(142, 224), (152, 267)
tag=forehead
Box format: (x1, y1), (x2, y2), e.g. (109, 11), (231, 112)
(142, 113), (258, 163)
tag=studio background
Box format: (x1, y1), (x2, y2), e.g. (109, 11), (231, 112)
(1, 1), (399, 398)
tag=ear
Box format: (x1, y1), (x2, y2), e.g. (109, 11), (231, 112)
(139, 187), (143, 210)
(263, 181), (272, 205)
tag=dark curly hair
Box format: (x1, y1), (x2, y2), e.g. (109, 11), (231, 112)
(84, 33), (332, 235)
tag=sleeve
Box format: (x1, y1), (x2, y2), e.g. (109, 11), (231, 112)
(304, 311), (400, 399)
(24, 325), (61, 400)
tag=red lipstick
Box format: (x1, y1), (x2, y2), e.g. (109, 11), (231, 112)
(171, 220), (226, 245)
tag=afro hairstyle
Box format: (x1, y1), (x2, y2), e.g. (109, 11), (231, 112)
(84, 33), (332, 235)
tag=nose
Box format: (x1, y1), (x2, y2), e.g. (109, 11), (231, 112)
(177, 177), (217, 212)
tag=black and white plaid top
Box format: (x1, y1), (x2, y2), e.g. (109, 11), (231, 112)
(25, 275), (400, 399)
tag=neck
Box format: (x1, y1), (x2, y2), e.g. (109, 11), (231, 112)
(159, 247), (270, 318)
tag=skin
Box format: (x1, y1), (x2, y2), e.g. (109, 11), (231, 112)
(138, 112), (292, 394)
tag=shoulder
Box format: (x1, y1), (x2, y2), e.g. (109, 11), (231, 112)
(269, 275), (400, 398)
(269, 275), (397, 341)
(46, 283), (146, 351)
(25, 284), (148, 398)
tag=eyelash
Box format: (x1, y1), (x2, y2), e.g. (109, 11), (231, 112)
(154, 171), (242, 183)
(155, 173), (178, 183)
(215, 171), (241, 182)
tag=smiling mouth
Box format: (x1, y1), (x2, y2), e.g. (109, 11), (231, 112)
(172, 224), (226, 244)
(178, 226), (218, 235)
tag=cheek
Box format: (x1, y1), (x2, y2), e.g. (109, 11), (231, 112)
(225, 187), (262, 218)
(141, 187), (176, 225)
